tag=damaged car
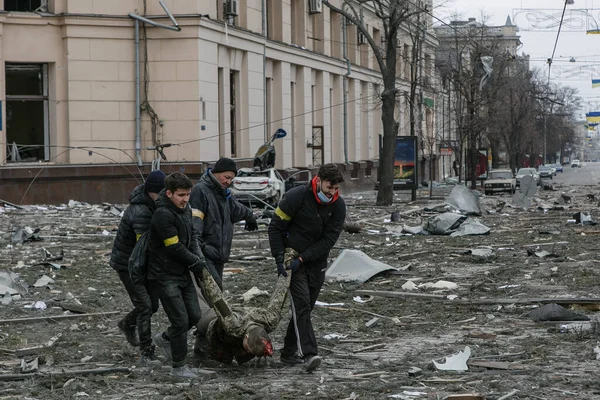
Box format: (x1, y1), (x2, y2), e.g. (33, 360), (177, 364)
(484, 169), (516, 195)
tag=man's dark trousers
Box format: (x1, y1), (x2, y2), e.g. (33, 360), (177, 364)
(155, 278), (201, 367)
(282, 260), (326, 358)
(117, 270), (159, 354)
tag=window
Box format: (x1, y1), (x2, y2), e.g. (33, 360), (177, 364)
(4, 0), (44, 12)
(6, 63), (49, 162)
(229, 70), (239, 157)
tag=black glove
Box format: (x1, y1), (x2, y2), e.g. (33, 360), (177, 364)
(189, 257), (206, 274)
(277, 263), (288, 277)
(245, 215), (258, 231)
(288, 257), (302, 273)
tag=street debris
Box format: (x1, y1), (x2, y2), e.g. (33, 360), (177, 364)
(513, 175), (537, 209)
(432, 346), (471, 372)
(445, 185), (482, 215)
(423, 212), (467, 235)
(33, 275), (54, 288)
(326, 249), (397, 283)
(11, 226), (42, 244)
(529, 303), (589, 322)
(449, 218), (490, 237)
(572, 211), (596, 225)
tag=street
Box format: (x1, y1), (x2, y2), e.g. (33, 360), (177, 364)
(3, 173), (600, 399)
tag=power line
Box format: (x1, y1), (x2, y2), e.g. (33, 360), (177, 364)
(547, 0), (570, 85)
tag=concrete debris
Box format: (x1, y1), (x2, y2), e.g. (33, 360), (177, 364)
(432, 346), (471, 372)
(513, 175), (537, 209)
(241, 286), (269, 303)
(24, 301), (47, 310)
(402, 281), (419, 291)
(407, 366), (423, 377)
(573, 211), (596, 225)
(33, 275), (55, 288)
(323, 333), (348, 340)
(423, 212), (467, 235)
(11, 226), (42, 244)
(0, 270), (29, 295)
(593, 346), (600, 360)
(444, 185), (482, 216)
(419, 280), (458, 290)
(529, 303), (589, 322)
(326, 250), (397, 283)
(469, 248), (494, 258)
(450, 219), (490, 237)
(424, 203), (452, 213)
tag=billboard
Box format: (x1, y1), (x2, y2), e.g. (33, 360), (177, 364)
(393, 136), (418, 189)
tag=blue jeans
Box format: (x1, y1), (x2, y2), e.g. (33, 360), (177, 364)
(154, 276), (201, 367)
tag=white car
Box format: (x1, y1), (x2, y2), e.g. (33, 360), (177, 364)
(484, 169), (516, 195)
(571, 159), (581, 168)
(230, 168), (311, 207)
(515, 168), (540, 187)
(231, 168), (285, 206)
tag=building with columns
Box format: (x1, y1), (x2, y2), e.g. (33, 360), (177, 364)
(0, 0), (439, 203)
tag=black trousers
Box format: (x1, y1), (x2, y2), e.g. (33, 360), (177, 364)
(282, 260), (326, 359)
(206, 258), (225, 290)
(154, 277), (201, 367)
(117, 270), (159, 355)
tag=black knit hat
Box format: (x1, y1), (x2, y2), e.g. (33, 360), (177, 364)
(144, 170), (166, 194)
(213, 157), (237, 174)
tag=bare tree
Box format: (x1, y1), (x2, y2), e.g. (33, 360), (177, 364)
(323, 0), (427, 205)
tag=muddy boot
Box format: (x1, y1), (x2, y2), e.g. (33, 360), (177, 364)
(154, 332), (172, 362)
(171, 365), (199, 379)
(118, 318), (139, 347)
(280, 353), (306, 365)
(303, 355), (321, 372)
(139, 345), (162, 368)
(193, 334), (209, 357)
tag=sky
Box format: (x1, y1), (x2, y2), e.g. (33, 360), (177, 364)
(433, 0), (600, 118)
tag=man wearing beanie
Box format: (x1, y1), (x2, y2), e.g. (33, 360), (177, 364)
(189, 157), (258, 354)
(110, 170), (165, 365)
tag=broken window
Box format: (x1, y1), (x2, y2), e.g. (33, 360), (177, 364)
(4, 0), (45, 12)
(6, 63), (49, 162)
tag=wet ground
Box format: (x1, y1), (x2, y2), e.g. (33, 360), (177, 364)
(2, 173), (600, 399)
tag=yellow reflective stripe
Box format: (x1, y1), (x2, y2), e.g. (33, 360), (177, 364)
(274, 207), (291, 221)
(163, 236), (179, 247)
(192, 208), (205, 220)
(135, 233), (142, 242)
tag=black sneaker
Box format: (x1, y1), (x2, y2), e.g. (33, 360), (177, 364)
(304, 355), (321, 372)
(280, 354), (306, 365)
(118, 319), (139, 347)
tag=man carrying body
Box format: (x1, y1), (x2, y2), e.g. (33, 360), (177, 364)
(190, 157), (258, 288)
(110, 170), (165, 364)
(146, 172), (206, 378)
(268, 163), (346, 372)
(193, 250), (296, 365)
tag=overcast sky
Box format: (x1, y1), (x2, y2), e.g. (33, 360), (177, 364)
(434, 0), (600, 116)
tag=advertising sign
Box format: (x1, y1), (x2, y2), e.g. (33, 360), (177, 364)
(393, 136), (418, 189)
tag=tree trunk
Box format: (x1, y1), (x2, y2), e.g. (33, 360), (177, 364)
(376, 25), (399, 206)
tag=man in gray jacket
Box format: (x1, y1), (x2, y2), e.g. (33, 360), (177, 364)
(190, 157), (258, 288)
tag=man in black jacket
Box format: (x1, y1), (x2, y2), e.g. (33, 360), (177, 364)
(268, 163), (346, 372)
(146, 172), (206, 379)
(110, 170), (165, 363)
(190, 157), (258, 287)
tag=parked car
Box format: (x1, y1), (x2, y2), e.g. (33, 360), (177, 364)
(484, 169), (516, 195)
(230, 128), (311, 207)
(538, 165), (553, 180)
(571, 159), (581, 168)
(515, 168), (540, 187)
(553, 163), (563, 173)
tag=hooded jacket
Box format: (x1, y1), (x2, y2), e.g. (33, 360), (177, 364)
(146, 189), (202, 281)
(110, 184), (155, 272)
(268, 180), (346, 264)
(190, 170), (253, 264)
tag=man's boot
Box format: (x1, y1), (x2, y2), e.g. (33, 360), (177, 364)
(118, 318), (139, 347)
(153, 332), (172, 361)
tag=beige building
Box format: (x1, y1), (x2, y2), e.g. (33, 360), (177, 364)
(0, 0), (437, 173)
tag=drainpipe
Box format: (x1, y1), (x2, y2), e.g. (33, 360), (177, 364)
(134, 19), (142, 166)
(342, 7), (352, 164)
(262, 0), (268, 141)
(129, 0), (181, 167)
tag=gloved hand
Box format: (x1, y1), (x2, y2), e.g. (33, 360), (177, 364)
(189, 257), (206, 273)
(277, 263), (287, 277)
(288, 257), (302, 273)
(245, 215), (258, 231)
